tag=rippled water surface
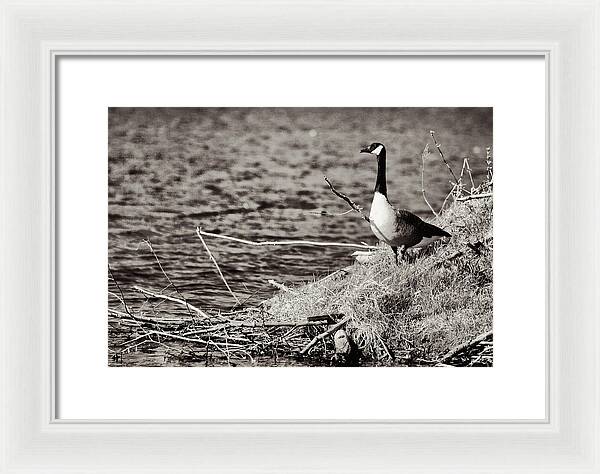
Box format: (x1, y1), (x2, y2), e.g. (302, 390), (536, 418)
(108, 107), (492, 317)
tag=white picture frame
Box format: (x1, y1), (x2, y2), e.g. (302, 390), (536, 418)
(1, 1), (598, 472)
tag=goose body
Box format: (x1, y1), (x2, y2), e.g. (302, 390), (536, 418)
(360, 142), (450, 262)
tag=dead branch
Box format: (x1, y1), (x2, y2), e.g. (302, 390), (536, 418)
(323, 176), (370, 223)
(146, 330), (244, 349)
(196, 228), (377, 251)
(108, 264), (133, 316)
(132, 285), (211, 319)
(141, 239), (195, 319)
(429, 130), (460, 185)
(438, 330), (493, 364)
(420, 144), (438, 217)
(463, 157), (475, 191)
(439, 184), (457, 214)
(300, 315), (352, 356)
(457, 193), (493, 202)
(108, 308), (184, 326)
(196, 227), (240, 304)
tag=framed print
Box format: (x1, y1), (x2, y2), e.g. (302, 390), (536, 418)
(1, 1), (599, 473)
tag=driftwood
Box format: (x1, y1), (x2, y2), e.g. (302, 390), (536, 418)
(196, 228), (377, 251)
(132, 286), (210, 319)
(438, 330), (493, 364)
(457, 193), (493, 202)
(108, 308), (184, 326)
(300, 315), (352, 356)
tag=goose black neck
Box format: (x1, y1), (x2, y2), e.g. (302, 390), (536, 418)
(374, 149), (387, 197)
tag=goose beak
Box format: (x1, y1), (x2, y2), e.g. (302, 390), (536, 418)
(360, 147), (370, 154)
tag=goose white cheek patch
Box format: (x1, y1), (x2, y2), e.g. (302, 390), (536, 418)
(372, 144), (384, 155)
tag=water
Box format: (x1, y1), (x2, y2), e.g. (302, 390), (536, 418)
(108, 107), (492, 317)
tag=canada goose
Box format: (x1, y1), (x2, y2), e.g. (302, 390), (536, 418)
(360, 142), (451, 264)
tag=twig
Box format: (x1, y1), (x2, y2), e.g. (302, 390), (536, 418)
(308, 209), (354, 217)
(485, 146), (493, 181)
(300, 316), (352, 356)
(196, 227), (240, 304)
(107, 264), (132, 316)
(323, 176), (370, 223)
(438, 330), (493, 364)
(376, 334), (393, 361)
(132, 285), (211, 319)
(228, 320), (331, 328)
(457, 193), (493, 202)
(429, 130), (460, 185)
(146, 330), (244, 349)
(439, 184), (457, 213)
(196, 228), (377, 251)
(420, 144), (438, 217)
(108, 308), (184, 326)
(463, 157), (475, 191)
(142, 240), (194, 319)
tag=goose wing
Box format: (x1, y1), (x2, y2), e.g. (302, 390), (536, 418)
(394, 209), (451, 238)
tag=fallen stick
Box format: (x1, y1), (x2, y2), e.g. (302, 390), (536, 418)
(132, 286), (212, 319)
(229, 320), (331, 328)
(457, 193), (493, 202)
(438, 330), (493, 364)
(147, 330), (244, 349)
(108, 308), (184, 326)
(300, 315), (352, 356)
(196, 227), (240, 304)
(196, 228), (377, 250)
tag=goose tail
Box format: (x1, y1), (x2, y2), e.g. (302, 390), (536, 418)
(424, 222), (451, 238)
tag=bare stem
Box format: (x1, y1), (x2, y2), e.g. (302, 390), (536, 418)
(323, 176), (370, 223)
(107, 264), (132, 316)
(485, 146), (493, 182)
(464, 157), (475, 191)
(439, 184), (457, 214)
(196, 227), (240, 304)
(429, 130), (460, 185)
(132, 285), (211, 319)
(142, 239), (194, 319)
(420, 144), (438, 217)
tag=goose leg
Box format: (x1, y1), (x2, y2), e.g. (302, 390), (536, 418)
(392, 246), (398, 265)
(398, 245), (406, 262)
(392, 245), (406, 265)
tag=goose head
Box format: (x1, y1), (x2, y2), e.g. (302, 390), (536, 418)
(360, 142), (386, 157)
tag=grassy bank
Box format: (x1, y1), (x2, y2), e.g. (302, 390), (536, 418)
(265, 196), (493, 365)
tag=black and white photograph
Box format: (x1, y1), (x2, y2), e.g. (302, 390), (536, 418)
(108, 107), (493, 367)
